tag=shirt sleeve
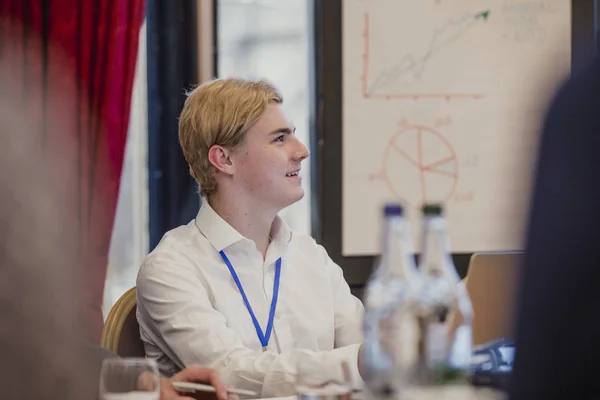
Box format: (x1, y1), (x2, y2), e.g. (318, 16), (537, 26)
(136, 256), (362, 398)
(317, 245), (365, 348)
(321, 245), (366, 388)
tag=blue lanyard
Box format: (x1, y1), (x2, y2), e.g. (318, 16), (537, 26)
(219, 251), (281, 350)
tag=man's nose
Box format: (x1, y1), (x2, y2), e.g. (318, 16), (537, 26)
(292, 137), (310, 161)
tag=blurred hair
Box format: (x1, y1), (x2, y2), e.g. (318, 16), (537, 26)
(0, 25), (96, 400)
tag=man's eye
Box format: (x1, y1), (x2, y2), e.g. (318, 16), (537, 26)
(275, 135), (285, 142)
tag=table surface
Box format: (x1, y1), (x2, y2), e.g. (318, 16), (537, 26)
(249, 387), (506, 400)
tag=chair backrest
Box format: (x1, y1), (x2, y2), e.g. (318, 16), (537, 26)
(465, 251), (522, 345)
(100, 287), (145, 357)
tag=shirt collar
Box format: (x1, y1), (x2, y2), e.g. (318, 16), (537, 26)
(269, 214), (293, 248)
(195, 200), (293, 253)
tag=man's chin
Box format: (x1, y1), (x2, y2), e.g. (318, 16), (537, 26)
(292, 188), (305, 203)
(280, 189), (305, 209)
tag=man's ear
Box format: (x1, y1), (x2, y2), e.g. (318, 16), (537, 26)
(207, 145), (235, 176)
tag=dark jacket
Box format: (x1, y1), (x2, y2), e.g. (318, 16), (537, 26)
(510, 57), (600, 399)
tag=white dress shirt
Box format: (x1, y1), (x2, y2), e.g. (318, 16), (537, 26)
(136, 201), (364, 397)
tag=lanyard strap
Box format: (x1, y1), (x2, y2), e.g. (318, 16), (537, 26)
(219, 251), (281, 349)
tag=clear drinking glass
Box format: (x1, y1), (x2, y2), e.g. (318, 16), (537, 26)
(99, 358), (160, 400)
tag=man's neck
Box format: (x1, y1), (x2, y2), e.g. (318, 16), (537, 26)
(208, 191), (277, 258)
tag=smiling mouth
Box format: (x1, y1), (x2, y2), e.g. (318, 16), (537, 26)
(286, 171), (300, 177)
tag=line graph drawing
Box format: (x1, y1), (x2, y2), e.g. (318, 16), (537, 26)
(370, 124), (459, 207)
(361, 9), (490, 100)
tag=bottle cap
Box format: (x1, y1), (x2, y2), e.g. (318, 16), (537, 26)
(422, 203), (443, 215)
(383, 203), (403, 216)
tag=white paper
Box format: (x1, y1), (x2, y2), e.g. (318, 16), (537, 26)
(342, 0), (571, 255)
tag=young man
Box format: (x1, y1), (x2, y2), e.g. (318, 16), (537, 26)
(136, 78), (364, 397)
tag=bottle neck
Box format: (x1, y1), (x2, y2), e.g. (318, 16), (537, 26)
(420, 215), (459, 282)
(378, 215), (418, 280)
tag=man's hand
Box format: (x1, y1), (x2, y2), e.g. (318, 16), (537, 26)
(160, 365), (230, 400)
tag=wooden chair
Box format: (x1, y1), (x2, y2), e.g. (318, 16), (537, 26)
(100, 287), (145, 357)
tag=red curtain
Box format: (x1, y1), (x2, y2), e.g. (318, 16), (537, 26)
(0, 0), (145, 342)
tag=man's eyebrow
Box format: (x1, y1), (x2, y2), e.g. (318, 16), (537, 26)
(269, 127), (296, 135)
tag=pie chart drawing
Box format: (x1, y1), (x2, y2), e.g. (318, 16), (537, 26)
(371, 124), (459, 207)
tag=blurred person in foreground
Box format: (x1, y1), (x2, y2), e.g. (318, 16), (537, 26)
(136, 78), (364, 397)
(0, 27), (230, 400)
(510, 56), (600, 400)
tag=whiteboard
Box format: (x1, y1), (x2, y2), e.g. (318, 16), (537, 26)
(342, 0), (571, 256)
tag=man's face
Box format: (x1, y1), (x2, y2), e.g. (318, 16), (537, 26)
(231, 103), (309, 211)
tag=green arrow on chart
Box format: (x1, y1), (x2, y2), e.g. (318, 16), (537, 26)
(475, 10), (491, 21)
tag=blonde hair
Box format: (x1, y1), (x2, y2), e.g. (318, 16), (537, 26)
(178, 78), (283, 198)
